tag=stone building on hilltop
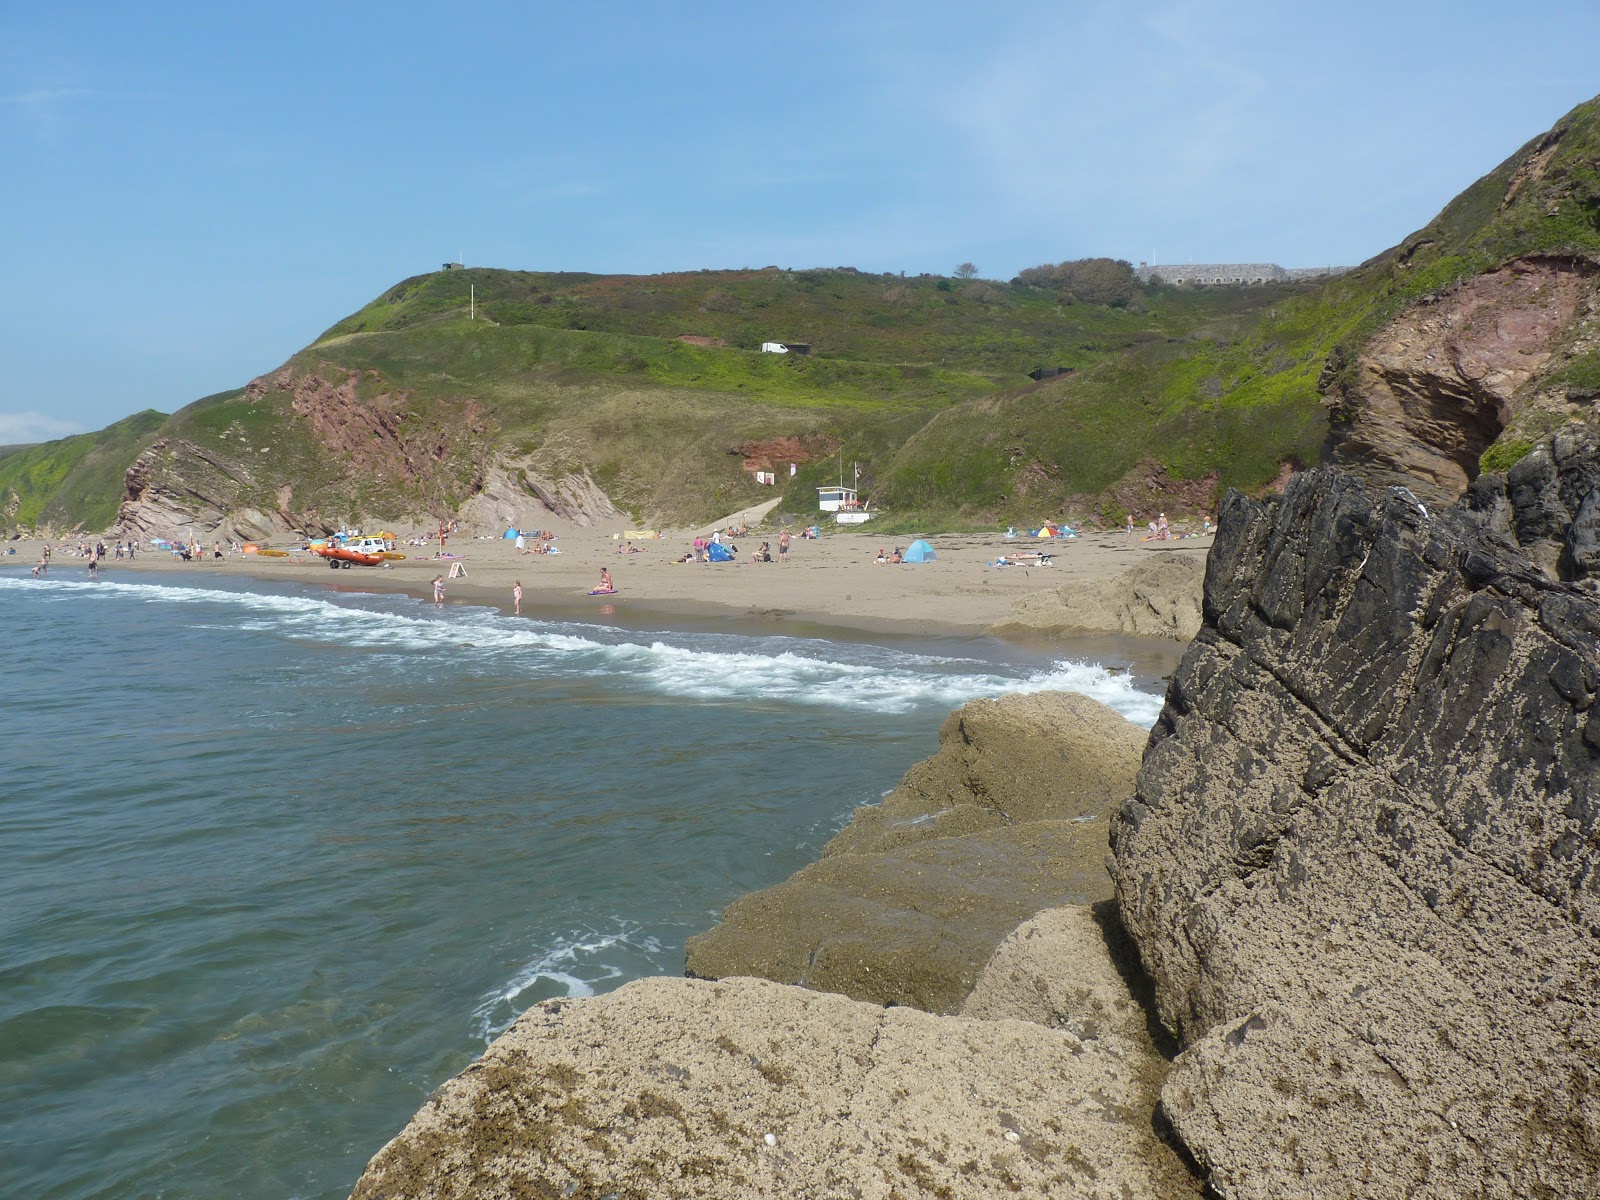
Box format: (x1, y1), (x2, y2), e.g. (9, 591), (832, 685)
(1134, 262), (1350, 286)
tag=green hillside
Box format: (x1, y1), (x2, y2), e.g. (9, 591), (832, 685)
(9, 94), (1600, 537)
(100, 263), (1286, 532)
(0, 410), (166, 534)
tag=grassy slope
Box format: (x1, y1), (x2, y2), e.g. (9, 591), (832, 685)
(316, 264), (1267, 379)
(0, 411), (167, 533)
(296, 267), (1287, 525)
(867, 95), (1600, 529)
(13, 96), (1600, 535)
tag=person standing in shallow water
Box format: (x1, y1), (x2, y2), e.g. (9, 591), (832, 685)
(512, 579), (523, 616)
(432, 575), (445, 606)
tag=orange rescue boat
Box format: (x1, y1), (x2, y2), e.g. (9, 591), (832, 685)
(315, 546), (386, 569)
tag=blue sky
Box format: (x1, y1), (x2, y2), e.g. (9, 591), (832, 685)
(3, 1), (1598, 439)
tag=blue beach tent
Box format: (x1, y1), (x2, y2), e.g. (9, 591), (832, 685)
(707, 541), (735, 562)
(904, 539), (936, 563)
(503, 528), (520, 539)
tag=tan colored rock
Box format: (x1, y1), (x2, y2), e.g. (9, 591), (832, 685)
(685, 692), (1147, 1012)
(828, 690), (1148, 856)
(993, 552), (1206, 642)
(350, 975), (1190, 1200)
(961, 903), (1152, 1044)
(961, 904), (1202, 1197)
(687, 816), (1113, 1013)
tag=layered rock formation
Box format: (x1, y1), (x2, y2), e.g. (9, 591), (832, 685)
(117, 364), (623, 540)
(1111, 466), (1600, 1197)
(993, 551), (1206, 642)
(1324, 258), (1595, 506)
(685, 691), (1147, 1012)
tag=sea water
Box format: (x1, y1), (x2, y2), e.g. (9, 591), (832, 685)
(0, 568), (1169, 1200)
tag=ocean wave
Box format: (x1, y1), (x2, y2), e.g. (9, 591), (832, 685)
(0, 574), (1164, 724)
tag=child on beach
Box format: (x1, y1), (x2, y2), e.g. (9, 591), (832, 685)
(513, 580), (523, 616)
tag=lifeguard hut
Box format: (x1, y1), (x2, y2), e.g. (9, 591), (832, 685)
(817, 485), (858, 513)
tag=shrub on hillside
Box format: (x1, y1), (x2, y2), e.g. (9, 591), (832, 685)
(1014, 257), (1138, 307)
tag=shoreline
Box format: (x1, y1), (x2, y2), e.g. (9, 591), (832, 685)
(8, 522), (1214, 646)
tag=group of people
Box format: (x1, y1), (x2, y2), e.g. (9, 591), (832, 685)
(874, 546), (904, 564)
(1125, 512), (1215, 542)
(31, 538), (154, 577)
(514, 530), (559, 554)
(751, 532), (790, 563)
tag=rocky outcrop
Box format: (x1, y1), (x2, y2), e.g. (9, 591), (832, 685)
(960, 904), (1203, 1196)
(350, 974), (1196, 1200)
(1110, 468), (1600, 1198)
(993, 552), (1206, 641)
(1460, 423), (1600, 581)
(456, 462), (623, 531)
(685, 691), (1147, 1013)
(1325, 257), (1597, 506)
(118, 437), (291, 540)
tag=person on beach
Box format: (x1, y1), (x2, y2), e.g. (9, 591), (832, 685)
(515, 532), (526, 554)
(87, 555), (98, 577)
(599, 568), (614, 592)
(432, 575), (445, 605)
(513, 579), (523, 616)
(778, 530), (790, 563)
(1157, 512), (1170, 540)
(1125, 513), (1136, 543)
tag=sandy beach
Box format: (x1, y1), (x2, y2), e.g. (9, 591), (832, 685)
(10, 519), (1215, 639)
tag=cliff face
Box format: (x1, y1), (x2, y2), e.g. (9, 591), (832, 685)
(116, 363), (621, 539)
(1110, 465), (1600, 1198)
(1324, 258), (1597, 506)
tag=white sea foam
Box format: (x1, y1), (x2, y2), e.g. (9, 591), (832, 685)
(0, 574), (1166, 724)
(470, 920), (667, 1042)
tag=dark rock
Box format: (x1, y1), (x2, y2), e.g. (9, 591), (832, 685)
(1111, 467), (1600, 1199)
(1462, 424), (1600, 582)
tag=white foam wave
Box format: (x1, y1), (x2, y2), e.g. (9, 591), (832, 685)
(471, 921), (666, 1042)
(0, 574), (1166, 725)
